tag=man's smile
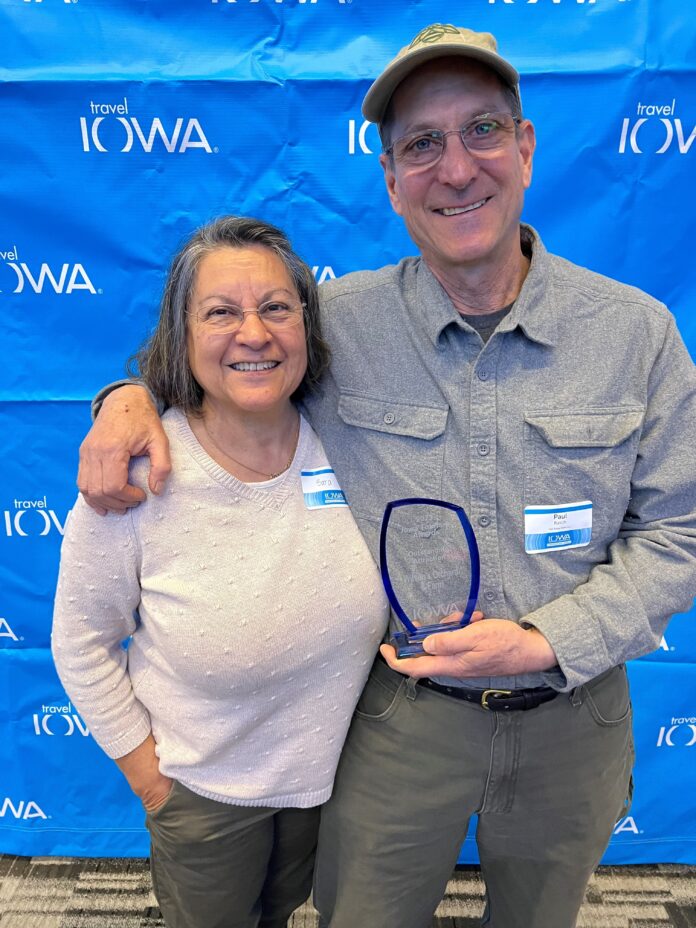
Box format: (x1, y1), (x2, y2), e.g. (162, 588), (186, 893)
(435, 197), (491, 217)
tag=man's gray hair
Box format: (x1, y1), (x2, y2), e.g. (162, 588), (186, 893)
(129, 216), (331, 414)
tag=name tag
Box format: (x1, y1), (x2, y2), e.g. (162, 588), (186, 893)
(301, 468), (348, 510)
(524, 501), (592, 554)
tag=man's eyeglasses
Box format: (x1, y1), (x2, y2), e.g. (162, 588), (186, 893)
(189, 300), (306, 334)
(384, 112), (522, 170)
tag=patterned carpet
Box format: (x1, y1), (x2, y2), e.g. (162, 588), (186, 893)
(1, 856), (695, 927)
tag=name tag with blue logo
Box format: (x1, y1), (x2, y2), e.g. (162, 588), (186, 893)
(524, 501), (592, 554)
(301, 468), (347, 510)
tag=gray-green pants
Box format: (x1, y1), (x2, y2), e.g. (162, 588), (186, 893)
(145, 781), (320, 928)
(314, 657), (634, 928)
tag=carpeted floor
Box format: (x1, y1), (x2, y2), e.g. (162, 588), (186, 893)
(1, 856), (696, 927)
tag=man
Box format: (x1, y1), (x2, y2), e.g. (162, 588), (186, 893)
(79, 25), (696, 928)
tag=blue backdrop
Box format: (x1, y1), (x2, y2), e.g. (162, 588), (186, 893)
(1, 0), (694, 862)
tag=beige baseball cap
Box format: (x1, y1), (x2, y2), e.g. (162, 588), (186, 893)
(362, 23), (521, 125)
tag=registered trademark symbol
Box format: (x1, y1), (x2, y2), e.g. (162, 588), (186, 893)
(98, 288), (103, 294)
(20, 636), (24, 641)
(670, 647), (675, 651)
(213, 147), (219, 154)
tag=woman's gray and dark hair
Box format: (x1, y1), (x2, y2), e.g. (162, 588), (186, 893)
(128, 216), (331, 413)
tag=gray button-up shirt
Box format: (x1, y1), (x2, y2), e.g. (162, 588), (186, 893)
(307, 226), (696, 692)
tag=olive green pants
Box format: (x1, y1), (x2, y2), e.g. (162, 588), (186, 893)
(146, 782), (320, 928)
(314, 657), (634, 928)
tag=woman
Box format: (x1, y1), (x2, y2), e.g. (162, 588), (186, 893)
(52, 216), (388, 928)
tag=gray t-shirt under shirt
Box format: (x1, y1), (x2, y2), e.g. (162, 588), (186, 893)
(459, 304), (513, 344)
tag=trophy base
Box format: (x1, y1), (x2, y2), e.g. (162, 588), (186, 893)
(390, 621), (469, 660)
(390, 631), (428, 659)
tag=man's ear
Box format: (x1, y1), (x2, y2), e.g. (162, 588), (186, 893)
(379, 153), (404, 217)
(517, 119), (536, 191)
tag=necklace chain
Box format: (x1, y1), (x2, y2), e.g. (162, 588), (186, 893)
(202, 415), (300, 480)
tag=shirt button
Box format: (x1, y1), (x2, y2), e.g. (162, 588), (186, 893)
(477, 368), (491, 381)
(383, 412), (396, 425)
(478, 515), (491, 527)
(484, 590), (496, 602)
(477, 442), (490, 456)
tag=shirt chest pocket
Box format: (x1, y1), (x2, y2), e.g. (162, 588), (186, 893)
(523, 407), (644, 536)
(336, 392), (448, 523)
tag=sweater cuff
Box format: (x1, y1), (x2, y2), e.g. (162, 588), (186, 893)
(97, 712), (153, 761)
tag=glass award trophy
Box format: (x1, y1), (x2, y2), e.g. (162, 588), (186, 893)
(379, 497), (480, 659)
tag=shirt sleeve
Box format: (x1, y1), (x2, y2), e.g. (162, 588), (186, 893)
(523, 316), (696, 690)
(51, 494), (153, 758)
(91, 379), (163, 420)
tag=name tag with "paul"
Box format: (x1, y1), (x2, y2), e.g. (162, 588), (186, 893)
(524, 501), (592, 554)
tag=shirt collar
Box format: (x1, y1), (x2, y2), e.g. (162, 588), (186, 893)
(417, 224), (559, 349)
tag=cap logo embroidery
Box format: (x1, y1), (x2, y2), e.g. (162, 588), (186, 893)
(409, 23), (460, 49)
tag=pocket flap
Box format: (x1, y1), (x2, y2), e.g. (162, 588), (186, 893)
(338, 393), (448, 440)
(525, 408), (644, 448)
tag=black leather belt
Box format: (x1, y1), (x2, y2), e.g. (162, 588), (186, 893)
(417, 677), (558, 711)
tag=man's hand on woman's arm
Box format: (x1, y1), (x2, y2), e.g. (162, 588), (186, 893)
(78, 384), (171, 515)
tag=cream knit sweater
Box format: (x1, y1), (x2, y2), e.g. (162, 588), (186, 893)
(52, 409), (388, 808)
